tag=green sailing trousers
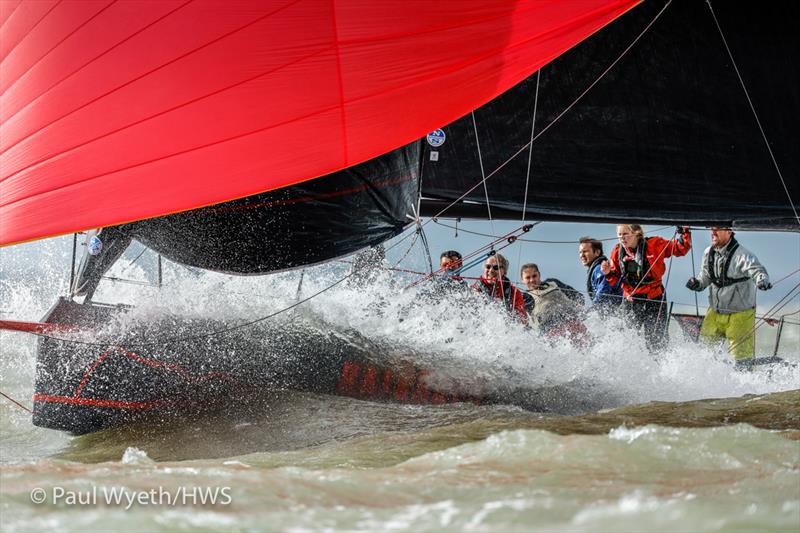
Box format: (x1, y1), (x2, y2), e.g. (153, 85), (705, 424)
(700, 308), (756, 360)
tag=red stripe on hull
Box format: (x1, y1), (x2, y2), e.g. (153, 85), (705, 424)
(33, 393), (163, 410)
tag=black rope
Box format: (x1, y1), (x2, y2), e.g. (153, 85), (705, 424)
(690, 242), (700, 317)
(119, 246), (149, 275)
(0, 390), (33, 414)
(417, 225), (434, 275)
(18, 273), (354, 349)
(431, 219), (673, 243)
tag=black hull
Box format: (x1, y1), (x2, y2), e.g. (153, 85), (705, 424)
(33, 299), (483, 435)
(32, 299), (792, 434)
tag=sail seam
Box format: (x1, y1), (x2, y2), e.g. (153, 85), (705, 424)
(330, 0), (348, 166)
(0, 0), (116, 100)
(0, 0), (61, 68)
(0, 0), (301, 160)
(0, 45), (333, 194)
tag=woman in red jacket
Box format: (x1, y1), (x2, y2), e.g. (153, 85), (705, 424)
(601, 224), (692, 351)
(471, 252), (528, 325)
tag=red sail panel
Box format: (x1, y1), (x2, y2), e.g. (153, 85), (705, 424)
(0, 0), (638, 245)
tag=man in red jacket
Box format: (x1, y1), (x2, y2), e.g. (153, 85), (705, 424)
(600, 224), (692, 351)
(471, 252), (527, 325)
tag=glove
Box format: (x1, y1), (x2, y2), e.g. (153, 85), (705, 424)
(676, 225), (690, 235)
(686, 277), (702, 291)
(757, 279), (772, 291)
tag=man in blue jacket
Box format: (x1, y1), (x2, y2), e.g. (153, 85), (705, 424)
(579, 236), (621, 312)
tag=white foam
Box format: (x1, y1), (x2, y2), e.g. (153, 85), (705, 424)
(121, 447), (152, 465)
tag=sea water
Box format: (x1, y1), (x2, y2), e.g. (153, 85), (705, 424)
(1, 237), (798, 532)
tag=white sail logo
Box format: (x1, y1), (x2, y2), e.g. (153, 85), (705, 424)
(426, 129), (446, 147)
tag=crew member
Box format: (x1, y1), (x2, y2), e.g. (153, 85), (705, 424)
(521, 263), (588, 343)
(578, 236), (622, 312)
(439, 250), (468, 288)
(601, 224), (692, 351)
(686, 227), (771, 362)
(472, 253), (527, 324)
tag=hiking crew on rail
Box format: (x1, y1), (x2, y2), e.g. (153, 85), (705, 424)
(601, 224), (692, 351)
(472, 252), (527, 324)
(686, 227), (771, 362)
(578, 236), (622, 313)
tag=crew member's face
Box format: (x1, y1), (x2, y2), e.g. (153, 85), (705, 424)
(710, 227), (733, 248)
(617, 226), (639, 249)
(441, 256), (461, 272)
(578, 243), (601, 266)
(521, 267), (540, 290)
(484, 257), (503, 280)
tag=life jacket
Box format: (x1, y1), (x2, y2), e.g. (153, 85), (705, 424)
(527, 282), (585, 336)
(476, 276), (518, 314)
(708, 237), (749, 288)
(618, 239), (657, 288)
(586, 255), (607, 298)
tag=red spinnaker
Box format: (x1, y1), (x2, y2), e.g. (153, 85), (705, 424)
(0, 0), (638, 245)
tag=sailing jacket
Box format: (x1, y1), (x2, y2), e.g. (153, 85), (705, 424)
(586, 255), (622, 306)
(605, 230), (692, 300)
(471, 276), (527, 324)
(695, 238), (769, 314)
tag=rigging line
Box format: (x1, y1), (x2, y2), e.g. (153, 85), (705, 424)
(518, 70), (541, 272)
(706, 0), (800, 227)
(431, 219), (672, 243)
(471, 110), (495, 238)
(20, 271), (354, 349)
(454, 224), (533, 263)
(417, 225), (434, 275)
(294, 269), (305, 301)
(732, 283), (800, 349)
(391, 229), (419, 269)
(655, 229), (679, 326)
(771, 267), (800, 286)
(404, 224), (533, 289)
(729, 281), (800, 352)
(425, 0), (673, 223)
(0, 390), (33, 414)
(690, 242), (700, 317)
(119, 246), (148, 275)
(382, 224), (419, 255)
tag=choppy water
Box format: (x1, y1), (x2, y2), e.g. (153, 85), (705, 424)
(1, 237), (799, 531)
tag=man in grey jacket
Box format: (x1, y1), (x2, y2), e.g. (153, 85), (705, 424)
(686, 227), (771, 360)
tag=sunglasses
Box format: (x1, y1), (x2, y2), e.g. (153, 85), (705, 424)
(484, 264), (500, 271)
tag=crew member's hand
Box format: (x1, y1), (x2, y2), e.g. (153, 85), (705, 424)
(600, 260), (611, 275)
(685, 277), (702, 291)
(757, 279), (772, 291)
